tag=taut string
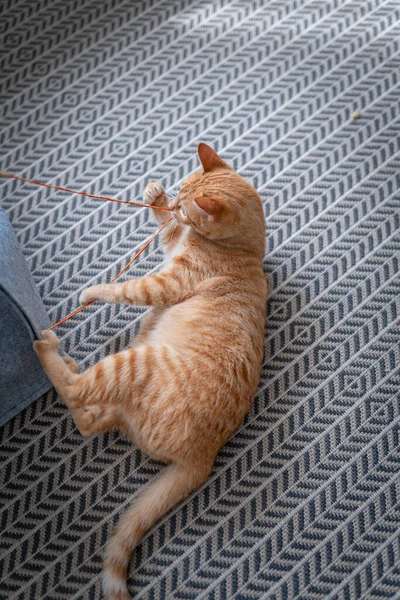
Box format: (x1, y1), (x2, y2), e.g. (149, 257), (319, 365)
(0, 171), (172, 210)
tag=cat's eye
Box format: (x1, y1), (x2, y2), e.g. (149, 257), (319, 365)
(181, 206), (187, 217)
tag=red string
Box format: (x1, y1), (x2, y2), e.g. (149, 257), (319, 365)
(0, 171), (172, 211)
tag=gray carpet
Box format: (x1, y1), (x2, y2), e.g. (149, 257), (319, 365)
(1, 0), (400, 598)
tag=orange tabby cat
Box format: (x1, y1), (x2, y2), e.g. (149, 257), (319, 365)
(33, 143), (267, 600)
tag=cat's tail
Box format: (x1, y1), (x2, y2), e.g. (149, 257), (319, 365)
(102, 461), (212, 600)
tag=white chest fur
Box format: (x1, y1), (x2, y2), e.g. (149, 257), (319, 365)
(166, 225), (190, 260)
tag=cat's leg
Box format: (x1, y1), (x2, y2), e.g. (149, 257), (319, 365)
(34, 331), (78, 398)
(80, 260), (194, 308)
(143, 182), (171, 225)
(33, 331), (121, 436)
(143, 182), (183, 254)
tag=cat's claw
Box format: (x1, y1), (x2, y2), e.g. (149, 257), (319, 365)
(33, 330), (60, 354)
(143, 182), (167, 206)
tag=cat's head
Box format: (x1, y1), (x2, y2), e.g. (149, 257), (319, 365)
(170, 144), (265, 252)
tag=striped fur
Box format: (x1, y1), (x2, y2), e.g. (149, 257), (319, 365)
(33, 143), (267, 599)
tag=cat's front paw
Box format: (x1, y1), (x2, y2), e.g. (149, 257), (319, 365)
(33, 330), (60, 355)
(80, 285), (103, 305)
(143, 182), (167, 207)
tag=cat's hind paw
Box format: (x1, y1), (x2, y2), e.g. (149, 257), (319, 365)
(63, 356), (80, 374)
(33, 330), (60, 354)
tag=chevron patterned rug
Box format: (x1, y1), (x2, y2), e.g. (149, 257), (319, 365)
(1, 0), (400, 598)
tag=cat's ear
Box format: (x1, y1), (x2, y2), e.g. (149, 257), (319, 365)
(193, 196), (223, 221)
(198, 143), (231, 172)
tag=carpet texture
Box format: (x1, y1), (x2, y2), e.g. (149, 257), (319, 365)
(1, 0), (400, 598)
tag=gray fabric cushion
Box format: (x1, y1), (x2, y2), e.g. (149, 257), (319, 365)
(0, 206), (52, 425)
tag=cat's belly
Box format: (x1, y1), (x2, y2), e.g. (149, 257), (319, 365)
(147, 293), (264, 365)
(146, 298), (211, 347)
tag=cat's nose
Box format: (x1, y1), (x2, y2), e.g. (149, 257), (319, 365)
(168, 200), (178, 210)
